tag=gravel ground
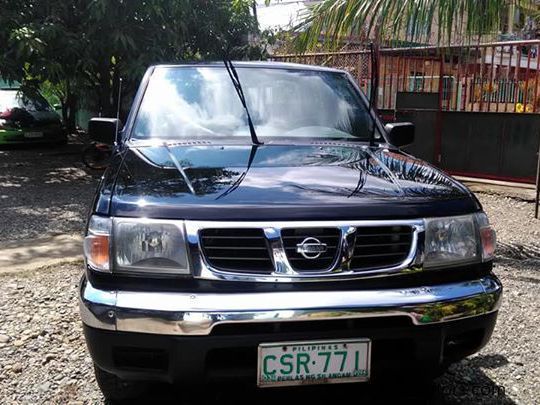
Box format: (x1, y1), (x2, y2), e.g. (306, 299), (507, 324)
(3, 252), (537, 405)
(0, 147), (538, 404)
(0, 144), (99, 242)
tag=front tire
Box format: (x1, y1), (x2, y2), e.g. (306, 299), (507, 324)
(94, 365), (148, 401)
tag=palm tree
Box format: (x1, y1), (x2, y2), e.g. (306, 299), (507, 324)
(293, 0), (531, 51)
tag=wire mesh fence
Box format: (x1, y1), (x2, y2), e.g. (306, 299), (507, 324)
(272, 40), (540, 114)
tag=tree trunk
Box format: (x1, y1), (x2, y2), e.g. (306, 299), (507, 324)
(66, 94), (78, 133)
(61, 103), (69, 126)
(252, 1), (258, 28)
(62, 80), (78, 133)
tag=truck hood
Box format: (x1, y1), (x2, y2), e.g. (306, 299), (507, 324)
(110, 144), (478, 220)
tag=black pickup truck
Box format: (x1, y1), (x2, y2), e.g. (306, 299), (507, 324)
(80, 62), (501, 400)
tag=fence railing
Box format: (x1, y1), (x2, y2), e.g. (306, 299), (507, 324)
(272, 40), (540, 113)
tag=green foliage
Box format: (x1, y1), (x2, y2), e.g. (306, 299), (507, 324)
(517, 0), (540, 21)
(0, 0), (259, 131)
(292, 0), (530, 51)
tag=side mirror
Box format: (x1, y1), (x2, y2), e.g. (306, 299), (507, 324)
(384, 122), (415, 148)
(88, 118), (122, 145)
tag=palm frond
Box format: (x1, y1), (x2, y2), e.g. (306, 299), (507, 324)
(294, 0), (530, 51)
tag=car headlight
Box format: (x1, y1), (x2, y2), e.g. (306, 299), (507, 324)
(84, 216), (190, 275)
(113, 218), (189, 275)
(424, 212), (495, 269)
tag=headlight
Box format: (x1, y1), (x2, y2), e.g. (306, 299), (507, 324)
(84, 216), (190, 275)
(112, 218), (190, 275)
(424, 213), (495, 269)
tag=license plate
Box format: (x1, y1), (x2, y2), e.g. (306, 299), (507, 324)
(24, 132), (43, 138)
(257, 338), (371, 387)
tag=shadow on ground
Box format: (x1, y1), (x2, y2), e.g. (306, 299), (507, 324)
(103, 354), (515, 405)
(0, 143), (101, 241)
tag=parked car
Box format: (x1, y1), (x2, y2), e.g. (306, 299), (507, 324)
(0, 87), (66, 145)
(80, 62), (501, 400)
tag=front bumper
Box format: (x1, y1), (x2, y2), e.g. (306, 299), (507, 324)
(80, 275), (502, 384)
(79, 275), (502, 336)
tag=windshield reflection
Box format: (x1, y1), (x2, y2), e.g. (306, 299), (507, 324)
(133, 66), (375, 141)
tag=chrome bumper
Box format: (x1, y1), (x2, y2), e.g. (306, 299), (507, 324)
(79, 275), (502, 336)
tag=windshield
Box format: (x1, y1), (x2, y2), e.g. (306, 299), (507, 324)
(0, 89), (53, 113)
(132, 66), (377, 141)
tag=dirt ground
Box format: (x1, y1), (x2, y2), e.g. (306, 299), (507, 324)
(0, 144), (99, 242)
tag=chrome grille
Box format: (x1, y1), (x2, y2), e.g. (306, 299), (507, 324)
(351, 226), (413, 270)
(199, 228), (273, 273)
(189, 219), (422, 282)
(281, 228), (341, 272)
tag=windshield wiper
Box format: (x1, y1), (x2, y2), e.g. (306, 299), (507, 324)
(223, 59), (263, 145)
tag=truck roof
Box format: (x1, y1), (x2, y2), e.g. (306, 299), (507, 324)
(150, 61), (345, 74)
